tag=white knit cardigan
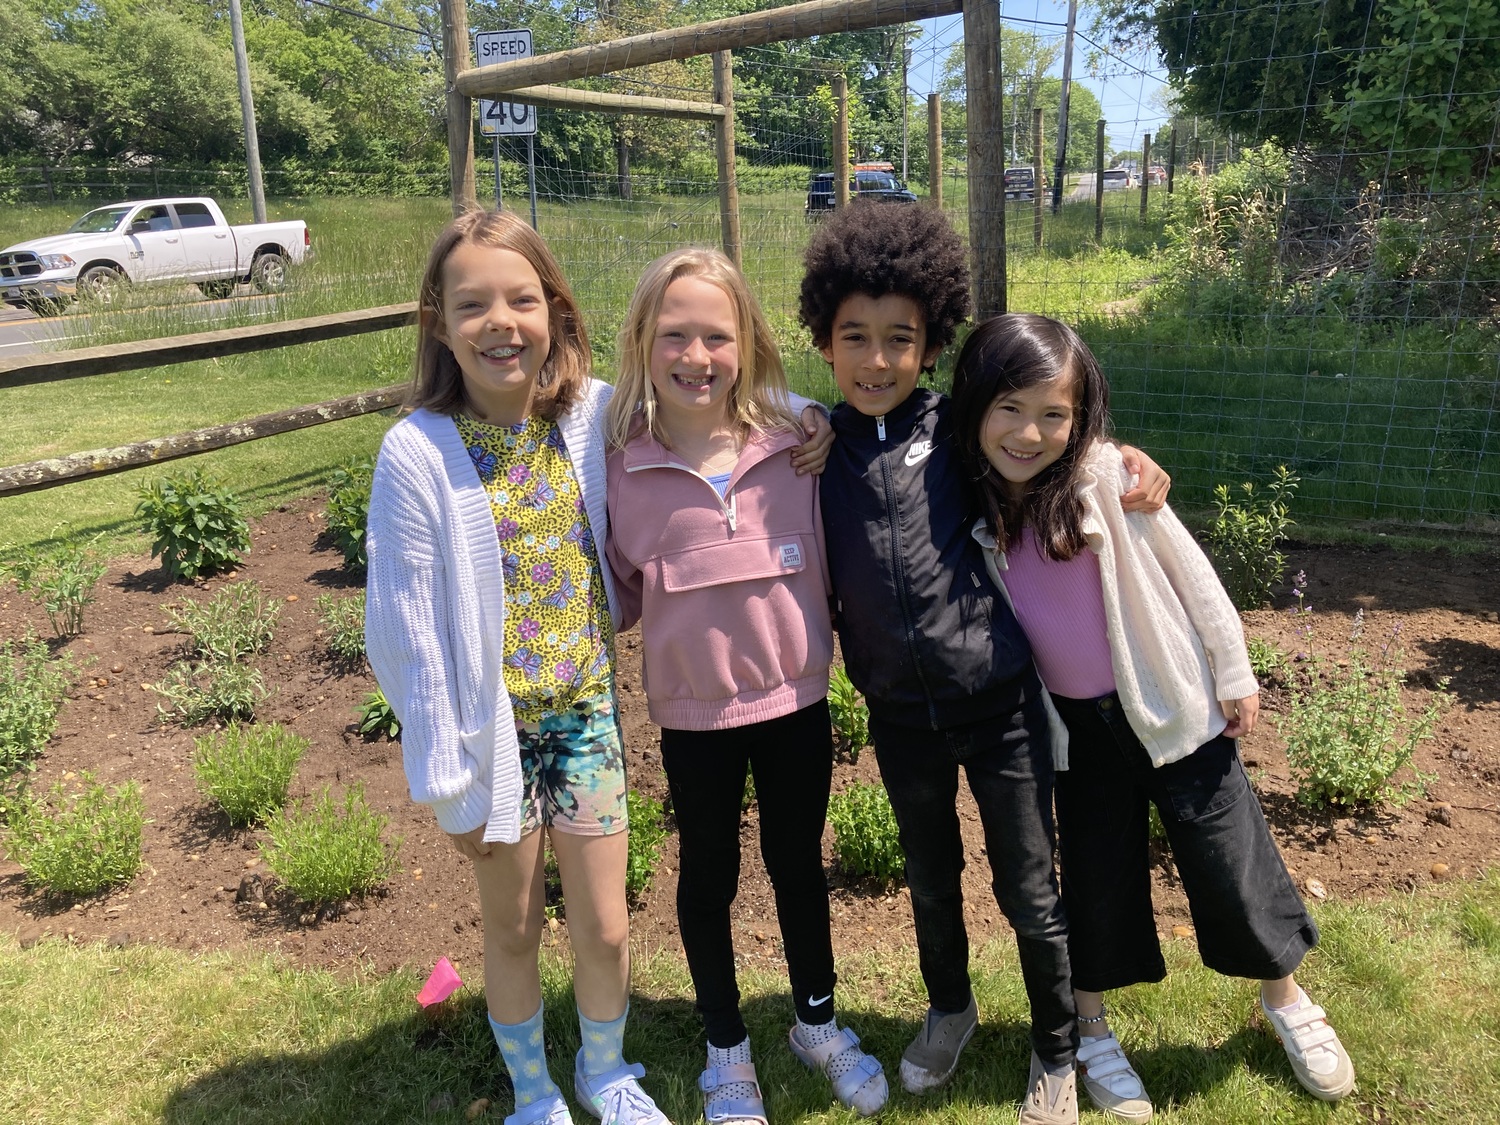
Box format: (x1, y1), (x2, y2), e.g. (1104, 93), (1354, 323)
(364, 382), (621, 844)
(977, 441), (1258, 768)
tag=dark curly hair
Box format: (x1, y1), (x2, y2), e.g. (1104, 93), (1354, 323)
(799, 202), (971, 370)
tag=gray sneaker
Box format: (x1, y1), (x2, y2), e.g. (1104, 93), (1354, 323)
(899, 995), (979, 1093)
(1017, 1051), (1078, 1125)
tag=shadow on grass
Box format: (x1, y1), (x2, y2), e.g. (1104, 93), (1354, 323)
(157, 979), (1304, 1124)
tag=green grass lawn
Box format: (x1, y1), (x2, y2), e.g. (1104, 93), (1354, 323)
(2, 875), (1497, 1123)
(2, 188), (1495, 555)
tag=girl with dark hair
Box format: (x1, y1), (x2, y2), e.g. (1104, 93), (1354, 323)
(951, 313), (1354, 1121)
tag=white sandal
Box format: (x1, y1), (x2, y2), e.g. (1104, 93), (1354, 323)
(699, 1061), (768, 1125)
(787, 1025), (888, 1116)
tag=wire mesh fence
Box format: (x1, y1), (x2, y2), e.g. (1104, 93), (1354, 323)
(3, 0), (1496, 530)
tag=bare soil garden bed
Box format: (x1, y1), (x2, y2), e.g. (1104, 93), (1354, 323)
(2, 494), (1497, 983)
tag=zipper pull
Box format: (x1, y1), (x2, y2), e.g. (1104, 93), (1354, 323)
(726, 493), (738, 531)
(876, 414), (886, 441)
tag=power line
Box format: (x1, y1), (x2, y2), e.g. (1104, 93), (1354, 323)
(297, 0), (434, 41)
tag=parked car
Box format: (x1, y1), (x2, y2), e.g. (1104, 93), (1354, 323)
(1147, 165), (1167, 186)
(806, 164), (919, 215)
(1101, 168), (1135, 191)
(1004, 166), (1046, 201)
(0, 197), (311, 314)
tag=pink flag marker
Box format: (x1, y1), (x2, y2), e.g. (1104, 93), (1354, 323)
(416, 957), (463, 1007)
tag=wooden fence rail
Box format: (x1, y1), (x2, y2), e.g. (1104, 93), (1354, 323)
(0, 303), (417, 497)
(0, 302), (417, 387)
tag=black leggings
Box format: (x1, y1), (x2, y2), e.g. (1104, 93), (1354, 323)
(660, 699), (836, 1048)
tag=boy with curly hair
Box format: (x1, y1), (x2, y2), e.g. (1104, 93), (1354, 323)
(801, 201), (1168, 1125)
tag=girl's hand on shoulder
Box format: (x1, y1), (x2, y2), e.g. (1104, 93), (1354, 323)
(447, 825), (492, 861)
(791, 405), (834, 476)
(1220, 693), (1259, 739)
(1118, 445), (1171, 512)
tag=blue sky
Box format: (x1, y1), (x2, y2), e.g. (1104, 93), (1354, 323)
(910, 0), (1172, 157)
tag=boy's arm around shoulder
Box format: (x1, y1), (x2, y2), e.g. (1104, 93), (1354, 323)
(1103, 447), (1258, 703)
(364, 435), (491, 836)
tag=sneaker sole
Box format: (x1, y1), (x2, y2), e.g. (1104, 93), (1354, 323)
(899, 1020), (977, 1094)
(1080, 1077), (1154, 1123)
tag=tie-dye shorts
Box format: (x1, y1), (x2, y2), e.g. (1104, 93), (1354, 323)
(514, 689), (628, 836)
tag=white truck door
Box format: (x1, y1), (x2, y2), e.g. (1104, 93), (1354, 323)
(124, 204), (187, 283)
(171, 202), (235, 281)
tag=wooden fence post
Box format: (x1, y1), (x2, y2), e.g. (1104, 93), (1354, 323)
(440, 0), (479, 215)
(964, 0), (1006, 318)
(927, 93), (942, 209)
(1140, 132), (1151, 223)
(1166, 125), (1177, 194)
(713, 51), (742, 268)
(1033, 106), (1044, 247)
(833, 74), (850, 210)
(1095, 118), (1105, 242)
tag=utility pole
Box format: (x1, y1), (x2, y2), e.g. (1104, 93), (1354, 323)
(1050, 0), (1079, 213)
(228, 0), (267, 223)
(901, 46), (911, 182)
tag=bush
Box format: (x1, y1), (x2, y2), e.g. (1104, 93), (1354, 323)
(1280, 610), (1450, 810)
(828, 664), (870, 763)
(261, 782), (401, 905)
(136, 469), (251, 581)
(828, 781), (904, 885)
(0, 636), (73, 782)
(166, 580), (281, 662)
(1206, 465), (1299, 610)
(2, 533), (108, 637)
(324, 457), (374, 572)
(317, 592), (366, 667)
(154, 660), (267, 726)
(193, 723), (307, 825)
(355, 688), (400, 740)
(5, 774), (145, 894)
(625, 789), (666, 900)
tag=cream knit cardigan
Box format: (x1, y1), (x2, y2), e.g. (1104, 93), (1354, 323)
(978, 441), (1258, 768)
(364, 382), (621, 844)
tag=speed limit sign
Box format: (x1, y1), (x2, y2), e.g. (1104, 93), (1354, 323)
(475, 29), (536, 136)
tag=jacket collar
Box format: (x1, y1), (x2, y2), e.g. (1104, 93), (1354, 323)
(618, 412), (801, 474)
(832, 387), (939, 438)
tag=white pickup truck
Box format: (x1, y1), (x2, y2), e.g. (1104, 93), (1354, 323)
(0, 197), (311, 313)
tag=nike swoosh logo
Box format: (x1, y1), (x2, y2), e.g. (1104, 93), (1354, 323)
(904, 441), (934, 467)
(808, 993), (833, 1007)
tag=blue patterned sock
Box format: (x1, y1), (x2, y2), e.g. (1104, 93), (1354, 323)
(578, 1004), (628, 1078)
(490, 1005), (561, 1110)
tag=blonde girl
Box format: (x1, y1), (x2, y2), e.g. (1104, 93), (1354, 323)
(366, 210), (671, 1125)
(603, 249), (885, 1125)
(950, 313), (1354, 1122)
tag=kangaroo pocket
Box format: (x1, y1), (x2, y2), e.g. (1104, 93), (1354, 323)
(649, 534), (830, 702)
(659, 533), (809, 591)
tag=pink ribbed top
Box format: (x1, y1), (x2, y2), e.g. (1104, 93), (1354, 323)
(1001, 528), (1117, 700)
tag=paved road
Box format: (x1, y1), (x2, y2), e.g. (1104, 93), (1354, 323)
(0, 291), (279, 362)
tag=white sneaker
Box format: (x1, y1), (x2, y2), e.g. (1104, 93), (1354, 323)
(1260, 988), (1355, 1101)
(1077, 1034), (1153, 1121)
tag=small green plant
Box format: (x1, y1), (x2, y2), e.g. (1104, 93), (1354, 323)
(317, 592), (366, 666)
(741, 770), (756, 812)
(166, 580), (281, 662)
(324, 456), (374, 571)
(1247, 636), (1287, 681)
(1280, 610), (1450, 810)
(1205, 465), (1299, 610)
(154, 660), (267, 726)
(2, 532), (108, 637)
(355, 688), (400, 740)
(193, 723), (307, 825)
(625, 788), (666, 900)
(261, 781), (401, 905)
(828, 664), (870, 763)
(4, 773), (145, 894)
(0, 636), (74, 782)
(135, 469), (252, 581)
(828, 781), (905, 885)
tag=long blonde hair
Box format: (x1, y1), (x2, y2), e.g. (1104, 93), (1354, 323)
(605, 247), (796, 449)
(408, 210), (591, 421)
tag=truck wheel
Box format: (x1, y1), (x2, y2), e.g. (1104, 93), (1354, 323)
(77, 265), (123, 306)
(250, 253), (287, 293)
(199, 280), (238, 300)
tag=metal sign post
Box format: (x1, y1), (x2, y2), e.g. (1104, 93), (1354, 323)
(476, 28), (537, 220)
(527, 134), (539, 231)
